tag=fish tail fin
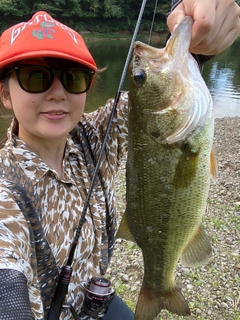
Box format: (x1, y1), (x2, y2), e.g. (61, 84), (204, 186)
(135, 285), (191, 320)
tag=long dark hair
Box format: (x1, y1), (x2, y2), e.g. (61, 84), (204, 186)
(0, 76), (13, 146)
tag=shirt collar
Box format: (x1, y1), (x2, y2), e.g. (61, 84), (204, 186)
(6, 118), (81, 185)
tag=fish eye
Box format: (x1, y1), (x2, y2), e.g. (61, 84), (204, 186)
(133, 69), (146, 86)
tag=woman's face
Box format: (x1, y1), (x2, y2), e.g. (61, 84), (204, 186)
(1, 58), (87, 147)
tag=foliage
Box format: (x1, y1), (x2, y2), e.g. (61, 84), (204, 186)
(0, 0), (171, 33)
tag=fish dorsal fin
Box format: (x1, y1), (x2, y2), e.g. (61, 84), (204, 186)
(181, 224), (212, 267)
(116, 211), (136, 243)
(210, 147), (218, 181)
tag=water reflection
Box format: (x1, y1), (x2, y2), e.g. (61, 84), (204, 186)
(203, 59), (240, 118)
(209, 63), (240, 118)
(202, 37), (240, 118)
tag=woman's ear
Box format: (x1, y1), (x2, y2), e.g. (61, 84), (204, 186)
(0, 83), (13, 110)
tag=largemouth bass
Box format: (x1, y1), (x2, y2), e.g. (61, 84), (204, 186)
(117, 16), (217, 319)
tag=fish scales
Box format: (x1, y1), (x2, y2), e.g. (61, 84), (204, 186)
(117, 17), (217, 320)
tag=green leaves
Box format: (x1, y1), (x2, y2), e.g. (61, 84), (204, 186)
(0, 0), (171, 33)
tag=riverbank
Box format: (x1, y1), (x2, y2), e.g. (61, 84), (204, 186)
(82, 30), (168, 43)
(109, 117), (240, 320)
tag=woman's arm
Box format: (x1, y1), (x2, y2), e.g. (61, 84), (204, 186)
(0, 269), (33, 319)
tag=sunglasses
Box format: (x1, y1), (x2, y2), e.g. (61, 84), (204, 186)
(9, 65), (95, 94)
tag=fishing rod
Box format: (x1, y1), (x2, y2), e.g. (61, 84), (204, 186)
(47, 0), (148, 319)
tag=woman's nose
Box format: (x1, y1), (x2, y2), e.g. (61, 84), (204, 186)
(46, 75), (67, 99)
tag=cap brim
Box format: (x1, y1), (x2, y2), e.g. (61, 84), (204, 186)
(0, 50), (97, 71)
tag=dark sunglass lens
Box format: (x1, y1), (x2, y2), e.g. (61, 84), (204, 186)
(62, 69), (93, 93)
(17, 66), (52, 93)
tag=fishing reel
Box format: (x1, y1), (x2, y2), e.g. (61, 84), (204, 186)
(63, 276), (115, 320)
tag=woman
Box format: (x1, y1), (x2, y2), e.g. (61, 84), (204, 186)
(0, 1), (239, 319)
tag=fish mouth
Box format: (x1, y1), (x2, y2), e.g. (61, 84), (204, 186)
(132, 16), (193, 71)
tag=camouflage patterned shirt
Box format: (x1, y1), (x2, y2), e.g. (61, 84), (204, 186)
(0, 92), (128, 319)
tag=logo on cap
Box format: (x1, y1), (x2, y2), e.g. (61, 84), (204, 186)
(10, 13), (78, 46)
(32, 22), (56, 40)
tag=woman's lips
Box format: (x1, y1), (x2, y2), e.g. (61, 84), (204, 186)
(41, 111), (68, 120)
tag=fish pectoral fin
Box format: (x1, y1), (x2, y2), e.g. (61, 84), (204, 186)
(115, 211), (136, 243)
(173, 143), (199, 189)
(135, 284), (190, 320)
(210, 147), (218, 181)
(181, 224), (212, 267)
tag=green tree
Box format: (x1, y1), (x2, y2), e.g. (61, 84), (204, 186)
(0, 0), (171, 33)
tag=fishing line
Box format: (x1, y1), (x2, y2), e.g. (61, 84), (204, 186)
(47, 0), (148, 318)
(148, 0), (159, 45)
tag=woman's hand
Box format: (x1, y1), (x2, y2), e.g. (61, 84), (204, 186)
(167, 0), (240, 55)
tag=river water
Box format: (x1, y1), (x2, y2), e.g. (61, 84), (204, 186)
(85, 36), (240, 118)
(0, 36), (240, 141)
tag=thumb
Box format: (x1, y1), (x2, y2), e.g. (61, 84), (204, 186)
(167, 10), (186, 33)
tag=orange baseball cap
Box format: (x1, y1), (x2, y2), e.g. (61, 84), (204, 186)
(0, 11), (97, 71)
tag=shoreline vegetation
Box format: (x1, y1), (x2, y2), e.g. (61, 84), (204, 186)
(82, 30), (168, 42)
